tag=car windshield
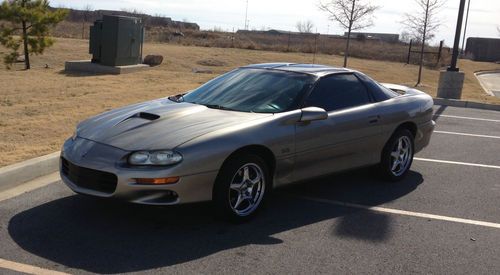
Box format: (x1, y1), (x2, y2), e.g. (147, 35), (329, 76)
(180, 68), (316, 113)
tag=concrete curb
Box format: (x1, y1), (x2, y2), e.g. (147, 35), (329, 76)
(433, 98), (500, 111)
(0, 152), (60, 192)
(475, 69), (500, 76)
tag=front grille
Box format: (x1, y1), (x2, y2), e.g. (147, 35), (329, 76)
(61, 157), (118, 194)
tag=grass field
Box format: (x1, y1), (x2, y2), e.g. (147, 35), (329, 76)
(54, 20), (451, 66)
(0, 37), (499, 167)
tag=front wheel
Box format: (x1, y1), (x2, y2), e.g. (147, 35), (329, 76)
(379, 129), (415, 181)
(213, 154), (270, 222)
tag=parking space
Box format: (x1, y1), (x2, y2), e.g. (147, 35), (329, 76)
(0, 104), (499, 274)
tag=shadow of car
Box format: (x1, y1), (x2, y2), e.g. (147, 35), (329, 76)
(8, 168), (423, 273)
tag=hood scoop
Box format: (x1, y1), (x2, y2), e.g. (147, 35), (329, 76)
(116, 112), (160, 126)
(130, 112), (160, 121)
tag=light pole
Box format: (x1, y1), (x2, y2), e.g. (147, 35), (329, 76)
(460, 0), (471, 54)
(437, 0), (467, 99)
(448, 0), (467, 71)
(244, 0), (249, 30)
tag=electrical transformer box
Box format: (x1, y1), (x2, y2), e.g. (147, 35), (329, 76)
(89, 15), (144, 66)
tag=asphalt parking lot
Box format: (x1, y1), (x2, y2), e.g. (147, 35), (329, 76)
(1, 105), (499, 274)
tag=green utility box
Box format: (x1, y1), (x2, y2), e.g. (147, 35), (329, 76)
(89, 15), (144, 66)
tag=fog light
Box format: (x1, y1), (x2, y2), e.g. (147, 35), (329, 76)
(134, 177), (180, 185)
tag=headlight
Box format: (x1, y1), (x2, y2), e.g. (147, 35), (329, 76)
(128, 150), (183, 166)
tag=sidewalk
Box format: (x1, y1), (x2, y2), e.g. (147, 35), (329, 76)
(476, 71), (500, 97)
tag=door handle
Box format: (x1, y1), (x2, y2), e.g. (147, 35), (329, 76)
(368, 115), (380, 124)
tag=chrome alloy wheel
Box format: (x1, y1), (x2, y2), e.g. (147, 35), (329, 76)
(390, 136), (413, 176)
(228, 163), (266, 216)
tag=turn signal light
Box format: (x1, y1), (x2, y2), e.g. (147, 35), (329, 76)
(134, 177), (180, 185)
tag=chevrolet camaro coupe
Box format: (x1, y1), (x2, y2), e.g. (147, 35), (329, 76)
(60, 63), (435, 221)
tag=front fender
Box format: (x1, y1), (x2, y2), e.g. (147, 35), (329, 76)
(175, 110), (302, 185)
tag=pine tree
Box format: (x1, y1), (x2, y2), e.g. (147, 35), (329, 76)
(0, 0), (67, 69)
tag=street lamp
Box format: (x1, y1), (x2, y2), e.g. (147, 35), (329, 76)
(437, 0), (467, 99)
(460, 0), (471, 55)
(244, 0), (249, 30)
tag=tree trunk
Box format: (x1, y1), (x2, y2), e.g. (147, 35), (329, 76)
(344, 0), (356, 68)
(417, 0), (430, 86)
(22, 20), (30, 70)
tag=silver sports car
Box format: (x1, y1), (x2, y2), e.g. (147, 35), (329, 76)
(60, 63), (435, 221)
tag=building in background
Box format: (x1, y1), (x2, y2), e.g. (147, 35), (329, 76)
(465, 37), (500, 62)
(345, 32), (400, 43)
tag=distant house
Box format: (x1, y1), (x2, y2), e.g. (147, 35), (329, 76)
(267, 29), (296, 35)
(465, 37), (500, 62)
(57, 7), (200, 30)
(345, 32), (399, 43)
(237, 29), (308, 36)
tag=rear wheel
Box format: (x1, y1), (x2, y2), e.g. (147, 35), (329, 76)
(379, 129), (414, 181)
(213, 154), (270, 222)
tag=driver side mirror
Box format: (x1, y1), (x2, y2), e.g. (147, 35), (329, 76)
(300, 107), (328, 122)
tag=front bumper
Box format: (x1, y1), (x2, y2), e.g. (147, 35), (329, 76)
(60, 137), (218, 205)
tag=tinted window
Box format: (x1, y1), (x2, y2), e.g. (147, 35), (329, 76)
(304, 74), (371, 112)
(356, 73), (399, 101)
(182, 69), (315, 113)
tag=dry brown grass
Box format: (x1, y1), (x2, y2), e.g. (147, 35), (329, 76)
(51, 21), (448, 66)
(0, 37), (498, 167)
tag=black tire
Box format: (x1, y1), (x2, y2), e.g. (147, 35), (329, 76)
(213, 154), (270, 222)
(379, 129), (415, 181)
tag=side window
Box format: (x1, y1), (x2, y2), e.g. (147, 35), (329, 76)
(304, 74), (371, 112)
(356, 73), (399, 101)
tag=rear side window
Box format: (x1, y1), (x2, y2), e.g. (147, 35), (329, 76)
(356, 73), (399, 101)
(304, 74), (371, 112)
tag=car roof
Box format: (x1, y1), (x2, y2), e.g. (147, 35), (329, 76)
(241, 63), (355, 77)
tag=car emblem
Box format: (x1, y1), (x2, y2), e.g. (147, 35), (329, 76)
(80, 146), (91, 159)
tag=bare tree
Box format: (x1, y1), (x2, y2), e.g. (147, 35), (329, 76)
(82, 4), (93, 39)
(296, 20), (315, 33)
(401, 0), (445, 86)
(319, 0), (379, 67)
(400, 31), (412, 43)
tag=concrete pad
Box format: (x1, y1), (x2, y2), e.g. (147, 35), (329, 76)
(65, 60), (151, 75)
(437, 70), (465, 99)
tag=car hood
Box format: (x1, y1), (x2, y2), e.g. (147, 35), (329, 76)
(77, 98), (272, 151)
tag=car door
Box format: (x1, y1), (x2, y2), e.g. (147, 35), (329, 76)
(293, 73), (386, 181)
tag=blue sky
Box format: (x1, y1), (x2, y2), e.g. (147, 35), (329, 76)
(51, 0), (500, 46)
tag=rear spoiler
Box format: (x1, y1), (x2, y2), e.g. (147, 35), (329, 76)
(381, 83), (425, 96)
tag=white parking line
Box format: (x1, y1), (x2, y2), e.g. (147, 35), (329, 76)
(434, 130), (500, 139)
(435, 114), (500, 123)
(0, 258), (70, 275)
(414, 157), (500, 169)
(297, 196), (500, 229)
